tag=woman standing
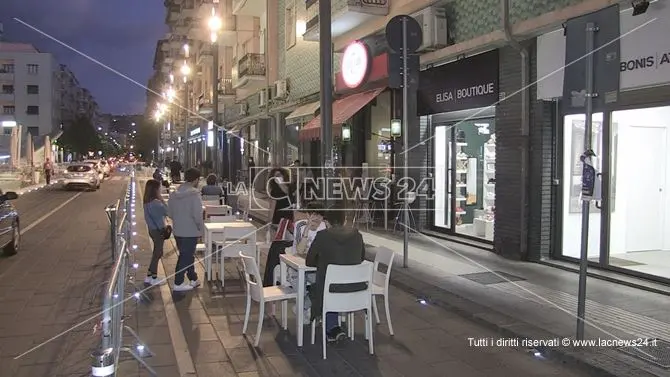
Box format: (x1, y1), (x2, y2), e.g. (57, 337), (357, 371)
(143, 179), (169, 286)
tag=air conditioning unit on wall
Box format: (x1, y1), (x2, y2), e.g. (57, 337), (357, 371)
(412, 5), (448, 51)
(259, 88), (268, 107)
(274, 79), (288, 99)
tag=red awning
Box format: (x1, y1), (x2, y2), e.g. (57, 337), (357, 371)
(299, 87), (385, 141)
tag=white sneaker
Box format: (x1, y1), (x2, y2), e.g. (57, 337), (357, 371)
(144, 276), (153, 284)
(190, 280), (201, 288)
(150, 277), (166, 286)
(173, 283), (194, 292)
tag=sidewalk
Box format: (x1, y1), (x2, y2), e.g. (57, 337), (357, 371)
(133, 182), (593, 376)
(157, 236), (593, 377)
(241, 194), (670, 376)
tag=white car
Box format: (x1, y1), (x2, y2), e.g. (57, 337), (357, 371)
(60, 163), (101, 191)
(83, 160), (105, 181)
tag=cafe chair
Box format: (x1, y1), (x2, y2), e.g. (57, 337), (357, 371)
(214, 227), (258, 285)
(370, 246), (395, 335)
(240, 252), (297, 347)
(311, 261), (375, 359)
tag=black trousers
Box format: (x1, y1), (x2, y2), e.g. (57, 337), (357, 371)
(263, 240), (292, 287)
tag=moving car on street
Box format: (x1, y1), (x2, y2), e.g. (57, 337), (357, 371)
(60, 163), (101, 191)
(83, 160), (105, 182)
(0, 190), (20, 255)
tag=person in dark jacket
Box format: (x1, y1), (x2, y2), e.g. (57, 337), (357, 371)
(305, 203), (365, 342)
(169, 158), (183, 183)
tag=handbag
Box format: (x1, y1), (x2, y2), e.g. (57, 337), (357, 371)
(146, 203), (172, 240)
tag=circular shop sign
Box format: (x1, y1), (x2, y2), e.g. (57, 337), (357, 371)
(341, 41), (371, 89)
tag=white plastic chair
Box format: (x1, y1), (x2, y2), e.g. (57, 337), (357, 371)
(205, 204), (232, 217)
(207, 215), (238, 223)
(202, 195), (222, 202)
(310, 261), (375, 359)
(370, 247), (395, 335)
(240, 252), (297, 347)
(214, 227), (258, 283)
(202, 200), (219, 207)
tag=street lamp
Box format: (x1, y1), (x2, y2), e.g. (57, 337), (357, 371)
(208, 7), (224, 177)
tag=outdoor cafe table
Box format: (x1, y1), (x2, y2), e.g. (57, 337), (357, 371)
(203, 221), (257, 282)
(279, 254), (317, 347)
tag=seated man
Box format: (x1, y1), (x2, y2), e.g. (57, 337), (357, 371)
(262, 202), (325, 287)
(306, 204), (366, 342)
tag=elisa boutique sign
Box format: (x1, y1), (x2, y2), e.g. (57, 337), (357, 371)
(417, 50), (500, 115)
(537, 1), (670, 99)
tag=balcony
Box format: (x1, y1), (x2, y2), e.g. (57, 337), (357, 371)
(232, 0), (265, 17)
(196, 44), (213, 65)
(180, 0), (196, 18)
(303, 0), (390, 42)
(232, 53), (265, 89)
(165, 4), (181, 24)
(218, 78), (236, 103)
(0, 92), (13, 102)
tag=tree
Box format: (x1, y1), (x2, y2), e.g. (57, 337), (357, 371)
(59, 115), (102, 156)
(135, 118), (158, 159)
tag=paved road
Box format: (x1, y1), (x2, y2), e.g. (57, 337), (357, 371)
(0, 178), (128, 377)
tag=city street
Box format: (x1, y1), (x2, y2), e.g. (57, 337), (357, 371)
(0, 177), (132, 377)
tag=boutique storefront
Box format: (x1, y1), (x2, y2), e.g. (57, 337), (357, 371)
(537, 2), (670, 281)
(298, 39), (394, 178)
(419, 50), (500, 242)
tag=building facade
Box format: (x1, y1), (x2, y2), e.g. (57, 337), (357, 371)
(0, 42), (60, 137)
(151, 0), (669, 284)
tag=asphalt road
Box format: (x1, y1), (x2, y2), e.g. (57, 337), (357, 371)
(0, 175), (129, 377)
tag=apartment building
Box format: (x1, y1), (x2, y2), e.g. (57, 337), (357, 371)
(151, 0), (670, 288)
(0, 41), (60, 137)
(56, 64), (80, 129)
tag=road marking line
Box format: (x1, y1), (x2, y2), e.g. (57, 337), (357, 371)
(21, 192), (82, 235)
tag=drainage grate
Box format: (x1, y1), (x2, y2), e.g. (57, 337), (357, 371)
(618, 338), (670, 369)
(459, 271), (526, 285)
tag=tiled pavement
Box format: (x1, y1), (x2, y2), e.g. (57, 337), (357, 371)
(0, 179), (131, 376)
(126, 179), (591, 377)
(155, 243), (592, 377)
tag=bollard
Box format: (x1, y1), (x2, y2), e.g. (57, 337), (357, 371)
(90, 348), (115, 377)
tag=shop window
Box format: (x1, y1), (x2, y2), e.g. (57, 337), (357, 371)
(433, 118), (496, 241)
(608, 106), (670, 279)
(365, 91), (392, 178)
(561, 113), (604, 260)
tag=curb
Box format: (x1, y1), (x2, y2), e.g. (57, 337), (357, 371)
(385, 265), (663, 377)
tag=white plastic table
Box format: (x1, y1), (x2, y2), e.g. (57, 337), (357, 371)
(203, 221), (256, 281)
(279, 254), (316, 347)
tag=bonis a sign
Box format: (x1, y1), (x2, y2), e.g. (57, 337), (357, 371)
(418, 50), (499, 115)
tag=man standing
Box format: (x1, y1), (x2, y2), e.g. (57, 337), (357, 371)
(169, 158), (182, 183)
(43, 158), (53, 185)
(168, 168), (203, 292)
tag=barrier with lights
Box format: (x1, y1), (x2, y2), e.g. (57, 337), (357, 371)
(91, 169), (157, 376)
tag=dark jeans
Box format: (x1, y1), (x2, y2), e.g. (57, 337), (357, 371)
(148, 229), (164, 277)
(174, 236), (198, 285)
(45, 171), (52, 185)
(325, 313), (339, 331)
(263, 240), (292, 287)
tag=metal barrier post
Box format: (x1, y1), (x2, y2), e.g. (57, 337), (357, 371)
(104, 201), (119, 262)
(90, 348), (115, 377)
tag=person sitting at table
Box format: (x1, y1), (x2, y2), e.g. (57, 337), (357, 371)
(262, 202), (325, 287)
(201, 174), (227, 204)
(306, 203), (366, 342)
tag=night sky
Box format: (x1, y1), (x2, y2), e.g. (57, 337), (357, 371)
(1, 0), (166, 115)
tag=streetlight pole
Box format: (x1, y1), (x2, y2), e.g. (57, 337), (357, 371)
(319, 0), (333, 208)
(209, 8), (222, 178)
(181, 47), (191, 168)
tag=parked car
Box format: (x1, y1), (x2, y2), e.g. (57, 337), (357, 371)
(60, 164), (101, 191)
(0, 190), (20, 255)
